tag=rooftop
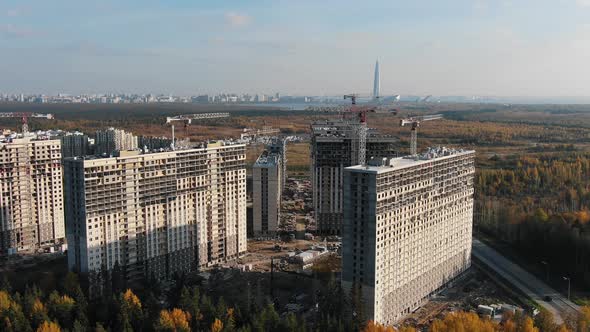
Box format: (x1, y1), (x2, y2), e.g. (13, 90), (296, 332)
(346, 146), (475, 174)
(254, 151), (280, 167)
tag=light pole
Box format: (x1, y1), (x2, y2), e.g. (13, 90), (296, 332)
(541, 261), (549, 282)
(563, 276), (571, 301)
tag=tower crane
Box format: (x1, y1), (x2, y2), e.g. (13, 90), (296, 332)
(399, 114), (443, 155)
(164, 112), (230, 150)
(308, 94), (397, 165)
(0, 112), (55, 135)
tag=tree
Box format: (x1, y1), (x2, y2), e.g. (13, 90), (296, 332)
(363, 320), (395, 332)
(36, 321), (61, 332)
(94, 323), (107, 332)
(518, 317), (539, 332)
(398, 326), (417, 332)
(155, 308), (191, 332)
(62, 272), (80, 298)
(31, 299), (49, 329)
(47, 292), (75, 330)
(578, 306), (590, 332)
(1, 276), (12, 293)
(534, 309), (557, 332)
(117, 289), (143, 332)
(211, 318), (224, 332)
(0, 290), (32, 332)
(430, 312), (496, 332)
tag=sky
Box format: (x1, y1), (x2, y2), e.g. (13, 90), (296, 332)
(1, 0), (590, 97)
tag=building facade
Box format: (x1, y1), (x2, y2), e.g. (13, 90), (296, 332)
(95, 128), (138, 156)
(61, 133), (90, 158)
(342, 148), (475, 325)
(311, 120), (397, 235)
(64, 142), (247, 280)
(252, 151), (282, 235)
(0, 138), (65, 254)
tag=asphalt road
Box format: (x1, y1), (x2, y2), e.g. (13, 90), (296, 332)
(472, 238), (580, 323)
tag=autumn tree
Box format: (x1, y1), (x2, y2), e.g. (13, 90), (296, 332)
(155, 308), (191, 332)
(430, 312), (497, 332)
(363, 320), (395, 332)
(36, 321), (61, 332)
(0, 290), (32, 332)
(534, 309), (557, 332)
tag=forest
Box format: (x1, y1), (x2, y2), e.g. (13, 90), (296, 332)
(476, 153), (590, 290)
(1, 270), (589, 332)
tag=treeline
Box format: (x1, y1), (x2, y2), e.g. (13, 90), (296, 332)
(476, 153), (590, 287)
(365, 307), (589, 332)
(3, 269), (590, 332)
(0, 267), (367, 332)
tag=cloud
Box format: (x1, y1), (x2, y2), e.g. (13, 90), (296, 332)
(224, 12), (251, 27)
(0, 24), (36, 38)
(576, 0), (590, 7)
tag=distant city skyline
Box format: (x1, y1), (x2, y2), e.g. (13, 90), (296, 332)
(2, 1), (590, 97)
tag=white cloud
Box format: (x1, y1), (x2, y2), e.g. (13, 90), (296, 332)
(576, 0), (590, 7)
(224, 12), (251, 27)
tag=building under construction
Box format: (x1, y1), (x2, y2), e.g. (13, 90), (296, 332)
(310, 120), (397, 235)
(0, 138), (65, 254)
(64, 142), (247, 281)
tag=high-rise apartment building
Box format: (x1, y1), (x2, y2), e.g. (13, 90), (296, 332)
(61, 132), (90, 158)
(268, 138), (287, 189)
(342, 147), (475, 325)
(138, 136), (172, 152)
(252, 151), (282, 235)
(0, 138), (65, 254)
(311, 120), (397, 234)
(64, 142), (247, 280)
(95, 128), (138, 156)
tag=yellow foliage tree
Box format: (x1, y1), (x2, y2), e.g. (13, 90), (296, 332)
(156, 308), (191, 332)
(363, 320), (395, 332)
(578, 306), (590, 332)
(36, 321), (61, 332)
(211, 318), (224, 332)
(123, 289), (142, 309)
(0, 291), (11, 312)
(519, 317), (539, 332)
(32, 299), (46, 315)
(430, 312), (497, 332)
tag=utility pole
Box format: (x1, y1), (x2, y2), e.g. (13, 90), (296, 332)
(563, 276), (571, 300)
(543, 261), (549, 281)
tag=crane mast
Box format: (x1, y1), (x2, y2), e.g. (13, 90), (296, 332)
(0, 112), (55, 135)
(399, 114), (443, 155)
(307, 94), (398, 165)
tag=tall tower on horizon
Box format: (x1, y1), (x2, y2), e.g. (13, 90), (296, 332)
(373, 59), (380, 99)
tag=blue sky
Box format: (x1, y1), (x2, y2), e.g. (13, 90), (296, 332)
(1, 0), (590, 96)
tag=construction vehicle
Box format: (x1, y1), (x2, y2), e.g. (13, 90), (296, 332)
(0, 112), (55, 135)
(399, 114), (443, 155)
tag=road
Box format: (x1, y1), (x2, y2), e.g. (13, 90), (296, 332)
(472, 238), (580, 323)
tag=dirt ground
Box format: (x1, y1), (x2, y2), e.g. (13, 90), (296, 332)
(399, 267), (520, 330)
